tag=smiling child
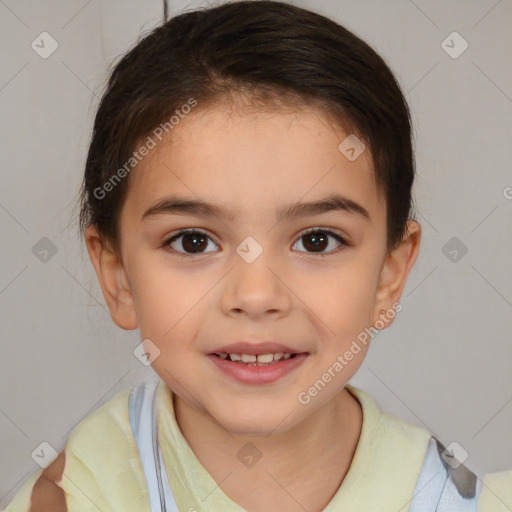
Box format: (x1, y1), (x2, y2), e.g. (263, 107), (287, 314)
(4, 1), (512, 511)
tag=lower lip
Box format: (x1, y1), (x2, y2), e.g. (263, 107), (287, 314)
(207, 353), (309, 385)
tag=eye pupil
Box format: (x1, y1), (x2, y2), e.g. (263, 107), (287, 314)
(303, 232), (328, 252)
(182, 233), (208, 253)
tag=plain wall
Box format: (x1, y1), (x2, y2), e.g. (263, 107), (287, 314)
(1, 0), (511, 506)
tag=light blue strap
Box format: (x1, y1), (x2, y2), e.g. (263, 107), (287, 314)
(409, 436), (482, 511)
(152, 382), (180, 512)
(129, 377), (164, 511)
(157, 441), (180, 512)
(436, 460), (482, 512)
(409, 437), (450, 511)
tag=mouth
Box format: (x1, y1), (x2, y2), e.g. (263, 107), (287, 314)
(207, 351), (309, 384)
(209, 351), (307, 367)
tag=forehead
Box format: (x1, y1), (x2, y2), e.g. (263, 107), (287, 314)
(122, 103), (382, 224)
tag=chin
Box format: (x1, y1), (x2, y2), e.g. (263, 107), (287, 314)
(212, 405), (298, 437)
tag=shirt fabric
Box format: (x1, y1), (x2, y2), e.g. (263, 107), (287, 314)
(4, 376), (512, 511)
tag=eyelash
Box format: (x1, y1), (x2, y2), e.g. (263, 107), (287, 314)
(162, 227), (348, 258)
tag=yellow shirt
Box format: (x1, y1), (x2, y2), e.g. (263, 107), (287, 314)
(4, 379), (512, 511)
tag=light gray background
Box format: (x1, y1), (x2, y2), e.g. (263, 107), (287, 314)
(1, 0), (511, 507)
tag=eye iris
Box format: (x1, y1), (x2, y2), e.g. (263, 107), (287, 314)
(303, 231), (328, 252)
(182, 233), (208, 253)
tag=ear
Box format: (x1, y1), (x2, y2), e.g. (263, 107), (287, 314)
(371, 220), (421, 328)
(84, 225), (138, 330)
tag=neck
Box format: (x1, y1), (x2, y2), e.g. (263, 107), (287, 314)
(173, 387), (363, 512)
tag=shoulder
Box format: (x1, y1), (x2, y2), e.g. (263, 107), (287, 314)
(68, 387), (132, 439)
(4, 387), (137, 511)
(3, 452), (67, 512)
(477, 469), (512, 511)
(64, 387), (134, 465)
(56, 386), (150, 509)
(348, 385), (432, 449)
(346, 386), (432, 495)
(36, 389), (132, 511)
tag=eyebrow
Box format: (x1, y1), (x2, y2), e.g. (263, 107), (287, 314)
(141, 193), (371, 223)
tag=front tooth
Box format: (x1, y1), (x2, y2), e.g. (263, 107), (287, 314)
(241, 354), (257, 363)
(283, 353), (291, 359)
(257, 353), (274, 363)
(230, 353), (242, 361)
(273, 352), (284, 361)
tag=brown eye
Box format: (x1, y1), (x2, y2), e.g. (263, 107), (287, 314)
(293, 228), (347, 255)
(165, 230), (218, 255)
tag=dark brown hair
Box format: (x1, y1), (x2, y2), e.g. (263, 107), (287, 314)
(78, 0), (416, 256)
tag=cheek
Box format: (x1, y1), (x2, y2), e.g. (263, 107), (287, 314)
(128, 259), (180, 338)
(130, 260), (212, 346)
(301, 261), (379, 336)
(301, 266), (377, 382)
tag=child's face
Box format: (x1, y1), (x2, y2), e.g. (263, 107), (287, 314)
(89, 102), (419, 435)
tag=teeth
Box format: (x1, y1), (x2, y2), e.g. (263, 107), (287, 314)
(257, 353), (274, 363)
(218, 352), (295, 364)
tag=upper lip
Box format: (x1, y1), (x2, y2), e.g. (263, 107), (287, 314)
(209, 341), (308, 355)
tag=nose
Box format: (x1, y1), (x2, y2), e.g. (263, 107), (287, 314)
(220, 249), (292, 320)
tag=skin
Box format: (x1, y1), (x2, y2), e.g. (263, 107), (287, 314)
(85, 100), (421, 512)
(29, 451), (66, 511)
